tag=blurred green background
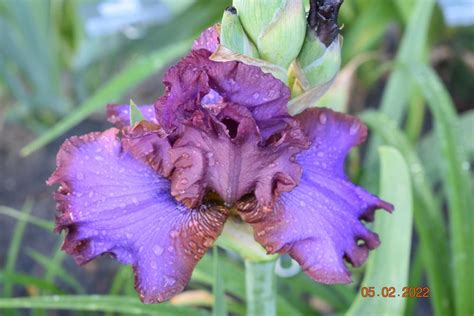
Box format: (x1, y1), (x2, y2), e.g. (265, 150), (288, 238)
(0, 0), (472, 315)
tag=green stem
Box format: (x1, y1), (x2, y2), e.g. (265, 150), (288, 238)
(245, 260), (277, 316)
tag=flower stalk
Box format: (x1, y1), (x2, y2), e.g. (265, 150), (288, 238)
(245, 259), (277, 316)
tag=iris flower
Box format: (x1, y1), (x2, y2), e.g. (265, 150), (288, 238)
(48, 27), (393, 303)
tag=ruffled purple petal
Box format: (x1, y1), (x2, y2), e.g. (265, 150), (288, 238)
(155, 49), (291, 139)
(107, 104), (157, 128)
(168, 104), (308, 208)
(192, 25), (220, 53)
(239, 108), (393, 284)
(47, 129), (227, 303)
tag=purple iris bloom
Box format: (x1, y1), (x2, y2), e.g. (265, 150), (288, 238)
(48, 26), (393, 303)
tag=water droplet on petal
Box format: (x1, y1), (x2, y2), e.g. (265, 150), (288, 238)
(319, 113), (327, 124)
(164, 276), (176, 286)
(253, 92), (260, 99)
(203, 238), (213, 247)
(170, 230), (179, 238)
(349, 122), (360, 135)
(76, 172), (84, 180)
(153, 245), (164, 256)
(179, 178), (188, 186)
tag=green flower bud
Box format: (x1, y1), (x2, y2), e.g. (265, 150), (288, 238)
(233, 0), (306, 69)
(288, 0), (343, 114)
(220, 6), (260, 58)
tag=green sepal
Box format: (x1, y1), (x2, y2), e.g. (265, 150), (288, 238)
(220, 8), (259, 58)
(233, 0), (306, 69)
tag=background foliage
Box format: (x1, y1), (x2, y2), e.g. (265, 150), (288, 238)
(0, 0), (473, 315)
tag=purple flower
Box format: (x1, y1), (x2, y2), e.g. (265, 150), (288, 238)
(48, 27), (393, 303)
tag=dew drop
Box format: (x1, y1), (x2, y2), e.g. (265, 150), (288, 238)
(317, 152), (324, 158)
(164, 276), (176, 286)
(179, 178), (189, 186)
(253, 92), (260, 99)
(170, 230), (179, 238)
(319, 113), (327, 124)
(76, 172), (84, 180)
(203, 238), (213, 247)
(94, 156), (104, 161)
(299, 200), (307, 207)
(153, 245), (164, 256)
(349, 122), (360, 135)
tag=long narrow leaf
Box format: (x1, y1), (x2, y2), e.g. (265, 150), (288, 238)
(0, 295), (209, 315)
(361, 111), (453, 315)
(26, 248), (84, 294)
(347, 146), (413, 315)
(20, 40), (190, 156)
(2, 200), (33, 297)
(408, 64), (473, 316)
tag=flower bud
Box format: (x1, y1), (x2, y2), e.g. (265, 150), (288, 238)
(233, 0), (306, 69)
(220, 6), (260, 58)
(288, 0), (343, 114)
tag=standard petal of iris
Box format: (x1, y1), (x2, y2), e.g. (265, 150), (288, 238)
(47, 129), (227, 303)
(192, 25), (220, 53)
(155, 49), (291, 138)
(106, 104), (157, 127)
(239, 108), (393, 284)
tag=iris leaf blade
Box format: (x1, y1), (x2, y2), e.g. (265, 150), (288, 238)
(407, 63), (473, 316)
(20, 40), (191, 156)
(347, 146), (413, 315)
(361, 111), (453, 315)
(0, 295), (209, 315)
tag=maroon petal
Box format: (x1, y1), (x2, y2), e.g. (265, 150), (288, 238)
(47, 129), (227, 303)
(192, 25), (220, 53)
(155, 49), (291, 139)
(106, 104), (157, 128)
(239, 108), (393, 284)
(168, 104), (308, 208)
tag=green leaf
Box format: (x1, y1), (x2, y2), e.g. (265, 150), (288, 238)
(0, 272), (64, 295)
(341, 1), (396, 63)
(212, 247), (227, 316)
(0, 296), (209, 315)
(26, 248), (84, 294)
(0, 205), (53, 231)
(361, 111), (453, 316)
(20, 40), (191, 156)
(418, 110), (474, 183)
(378, 0), (434, 122)
(347, 146), (413, 316)
(129, 99), (144, 126)
(2, 200), (32, 298)
(193, 252), (245, 299)
(408, 64), (473, 316)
